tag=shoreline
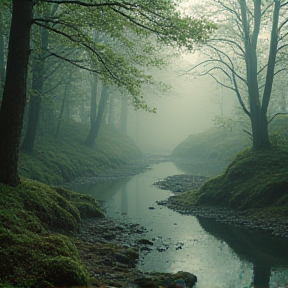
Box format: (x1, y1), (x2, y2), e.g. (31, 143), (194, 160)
(154, 174), (288, 238)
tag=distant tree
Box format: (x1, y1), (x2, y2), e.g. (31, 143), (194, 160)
(187, 0), (288, 150)
(84, 84), (109, 147)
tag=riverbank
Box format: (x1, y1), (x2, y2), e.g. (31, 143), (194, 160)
(156, 147), (288, 238)
(1, 120), (144, 287)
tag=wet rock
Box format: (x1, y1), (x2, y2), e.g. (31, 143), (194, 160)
(133, 271), (197, 288)
(138, 239), (153, 245)
(154, 174), (209, 193)
(114, 253), (130, 264)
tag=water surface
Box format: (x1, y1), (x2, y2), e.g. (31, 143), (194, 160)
(76, 162), (288, 288)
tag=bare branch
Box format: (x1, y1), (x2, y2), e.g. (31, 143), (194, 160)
(243, 129), (253, 137)
(42, 79), (63, 95)
(268, 112), (288, 124)
(206, 44), (247, 85)
(274, 68), (288, 76)
(280, 1), (288, 7)
(208, 38), (245, 55)
(278, 18), (288, 32)
(261, 2), (273, 16)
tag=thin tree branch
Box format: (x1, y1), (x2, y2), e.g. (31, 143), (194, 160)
(268, 112), (288, 124)
(34, 21), (117, 79)
(42, 79), (63, 95)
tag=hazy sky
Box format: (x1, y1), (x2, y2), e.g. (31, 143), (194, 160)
(127, 54), (235, 154)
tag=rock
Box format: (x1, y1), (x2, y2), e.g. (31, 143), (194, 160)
(138, 239), (153, 245)
(133, 271), (197, 288)
(114, 253), (130, 264)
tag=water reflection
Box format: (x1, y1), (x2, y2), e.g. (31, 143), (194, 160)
(198, 217), (288, 288)
(71, 162), (288, 288)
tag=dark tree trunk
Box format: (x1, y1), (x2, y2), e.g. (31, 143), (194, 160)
(250, 108), (270, 150)
(119, 95), (128, 134)
(90, 74), (98, 126)
(21, 27), (48, 152)
(85, 85), (109, 148)
(252, 263), (271, 288)
(55, 83), (68, 137)
(108, 94), (116, 126)
(0, 0), (33, 186)
(0, 32), (5, 96)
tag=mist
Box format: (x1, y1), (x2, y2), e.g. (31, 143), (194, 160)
(127, 54), (235, 154)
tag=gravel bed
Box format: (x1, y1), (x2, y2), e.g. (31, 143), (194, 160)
(154, 174), (288, 238)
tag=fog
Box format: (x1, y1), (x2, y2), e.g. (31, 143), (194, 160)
(127, 54), (235, 154)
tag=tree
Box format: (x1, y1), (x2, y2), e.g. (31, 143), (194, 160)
(0, 0), (215, 186)
(84, 84), (109, 147)
(20, 26), (49, 151)
(0, 0), (33, 186)
(187, 0), (288, 150)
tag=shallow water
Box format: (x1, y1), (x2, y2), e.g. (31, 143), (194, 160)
(76, 162), (288, 288)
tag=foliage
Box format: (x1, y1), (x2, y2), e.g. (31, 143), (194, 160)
(32, 0), (216, 109)
(18, 120), (141, 184)
(0, 178), (105, 287)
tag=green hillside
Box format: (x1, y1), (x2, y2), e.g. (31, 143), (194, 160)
(18, 120), (141, 184)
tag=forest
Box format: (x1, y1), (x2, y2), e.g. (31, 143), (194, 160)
(1, 0), (288, 288)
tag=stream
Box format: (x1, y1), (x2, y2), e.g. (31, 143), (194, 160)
(70, 161), (288, 288)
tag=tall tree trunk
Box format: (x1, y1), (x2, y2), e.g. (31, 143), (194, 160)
(119, 95), (128, 134)
(240, 0), (271, 150)
(55, 83), (68, 138)
(90, 74), (98, 126)
(252, 263), (271, 288)
(21, 26), (48, 152)
(0, 32), (5, 97)
(108, 94), (116, 127)
(0, 0), (33, 186)
(85, 85), (109, 148)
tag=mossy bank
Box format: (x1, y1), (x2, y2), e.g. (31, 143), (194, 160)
(1, 120), (142, 287)
(18, 120), (141, 185)
(166, 147), (288, 235)
(0, 179), (103, 287)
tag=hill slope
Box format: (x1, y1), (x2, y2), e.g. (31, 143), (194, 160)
(18, 121), (141, 184)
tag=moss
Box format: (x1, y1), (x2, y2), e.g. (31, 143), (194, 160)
(19, 121), (141, 185)
(174, 147), (288, 213)
(54, 187), (104, 218)
(172, 115), (288, 166)
(171, 127), (251, 165)
(0, 178), (105, 287)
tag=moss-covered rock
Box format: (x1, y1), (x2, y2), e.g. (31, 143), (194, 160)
(133, 271), (197, 288)
(53, 187), (104, 219)
(168, 147), (288, 215)
(0, 179), (104, 287)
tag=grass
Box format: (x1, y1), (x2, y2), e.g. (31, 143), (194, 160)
(18, 120), (141, 185)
